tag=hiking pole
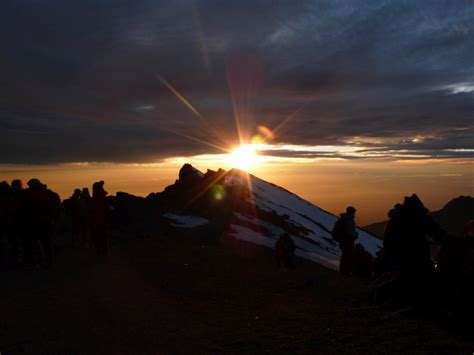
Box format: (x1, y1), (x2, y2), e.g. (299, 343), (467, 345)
(378, 306), (411, 321)
(345, 305), (385, 313)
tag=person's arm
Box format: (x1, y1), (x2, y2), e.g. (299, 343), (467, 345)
(345, 219), (358, 240)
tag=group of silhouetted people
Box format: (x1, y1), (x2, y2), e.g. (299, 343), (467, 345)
(0, 178), (111, 269)
(64, 188), (91, 247)
(0, 179), (60, 267)
(325, 194), (474, 314)
(62, 180), (110, 256)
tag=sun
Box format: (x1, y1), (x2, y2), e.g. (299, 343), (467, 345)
(227, 144), (260, 171)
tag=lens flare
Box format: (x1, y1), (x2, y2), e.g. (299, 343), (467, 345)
(211, 184), (226, 201)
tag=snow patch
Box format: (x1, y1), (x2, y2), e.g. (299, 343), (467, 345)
(163, 214), (208, 228)
(247, 174), (382, 256)
(227, 224), (340, 270)
(193, 167), (204, 178)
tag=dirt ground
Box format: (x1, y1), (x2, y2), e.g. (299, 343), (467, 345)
(1, 231), (473, 354)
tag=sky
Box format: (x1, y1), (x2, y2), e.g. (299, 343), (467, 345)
(1, 0), (473, 225)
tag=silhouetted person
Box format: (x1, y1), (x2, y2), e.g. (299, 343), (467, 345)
(89, 181), (110, 256)
(81, 188), (91, 248)
(0, 181), (11, 265)
(387, 195), (445, 276)
(68, 189), (83, 247)
(383, 194), (446, 305)
(332, 206), (358, 275)
(23, 179), (60, 267)
(7, 179), (24, 265)
(275, 233), (296, 269)
(461, 220), (474, 308)
(372, 250), (386, 280)
(352, 243), (373, 278)
(437, 220), (474, 310)
(382, 203), (404, 272)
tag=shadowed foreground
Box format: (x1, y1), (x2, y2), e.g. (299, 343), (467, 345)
(1, 232), (473, 354)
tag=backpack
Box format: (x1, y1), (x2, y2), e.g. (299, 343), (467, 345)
(332, 218), (344, 242)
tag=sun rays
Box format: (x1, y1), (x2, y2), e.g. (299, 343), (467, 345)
(156, 72), (273, 173)
(155, 58), (314, 175)
(227, 144), (261, 171)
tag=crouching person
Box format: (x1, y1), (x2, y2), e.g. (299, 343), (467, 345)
(275, 233), (296, 269)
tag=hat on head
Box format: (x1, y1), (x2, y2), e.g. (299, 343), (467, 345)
(11, 179), (23, 190)
(92, 180), (105, 191)
(346, 206), (357, 214)
(404, 194), (428, 213)
(27, 178), (43, 188)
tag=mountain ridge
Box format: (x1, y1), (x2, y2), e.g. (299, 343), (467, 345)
(110, 164), (382, 271)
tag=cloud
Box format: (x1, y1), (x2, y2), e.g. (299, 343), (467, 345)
(0, 0), (473, 164)
(442, 82), (474, 94)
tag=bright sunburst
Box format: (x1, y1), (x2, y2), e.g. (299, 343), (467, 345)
(227, 144), (260, 171)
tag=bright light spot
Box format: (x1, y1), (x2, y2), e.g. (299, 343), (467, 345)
(227, 144), (260, 171)
(211, 184), (226, 200)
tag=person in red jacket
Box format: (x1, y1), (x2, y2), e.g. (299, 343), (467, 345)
(89, 181), (110, 256)
(23, 179), (60, 267)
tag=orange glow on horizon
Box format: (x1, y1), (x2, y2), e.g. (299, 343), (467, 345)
(0, 157), (472, 226)
(227, 144), (261, 171)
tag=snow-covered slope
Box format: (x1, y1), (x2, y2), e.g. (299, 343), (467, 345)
(223, 171), (382, 270)
(163, 214), (209, 228)
(162, 166), (383, 271)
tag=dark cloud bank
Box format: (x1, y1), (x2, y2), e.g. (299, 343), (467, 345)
(0, 0), (473, 164)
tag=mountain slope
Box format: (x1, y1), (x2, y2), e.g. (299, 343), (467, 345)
(159, 165), (382, 271)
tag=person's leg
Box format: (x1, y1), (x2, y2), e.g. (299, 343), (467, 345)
(38, 224), (53, 266)
(339, 243), (347, 274)
(72, 219), (80, 247)
(90, 224), (108, 256)
(340, 242), (354, 275)
(7, 229), (19, 265)
(0, 230), (6, 265)
(345, 241), (355, 274)
(90, 224), (98, 253)
(98, 224), (108, 256)
(23, 229), (36, 267)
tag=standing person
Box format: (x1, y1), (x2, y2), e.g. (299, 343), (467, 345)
(23, 179), (61, 267)
(385, 194), (444, 278)
(8, 180), (25, 265)
(383, 194), (446, 305)
(332, 206), (359, 275)
(67, 189), (82, 247)
(0, 181), (12, 265)
(80, 188), (91, 248)
(383, 203), (404, 272)
(89, 181), (110, 256)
